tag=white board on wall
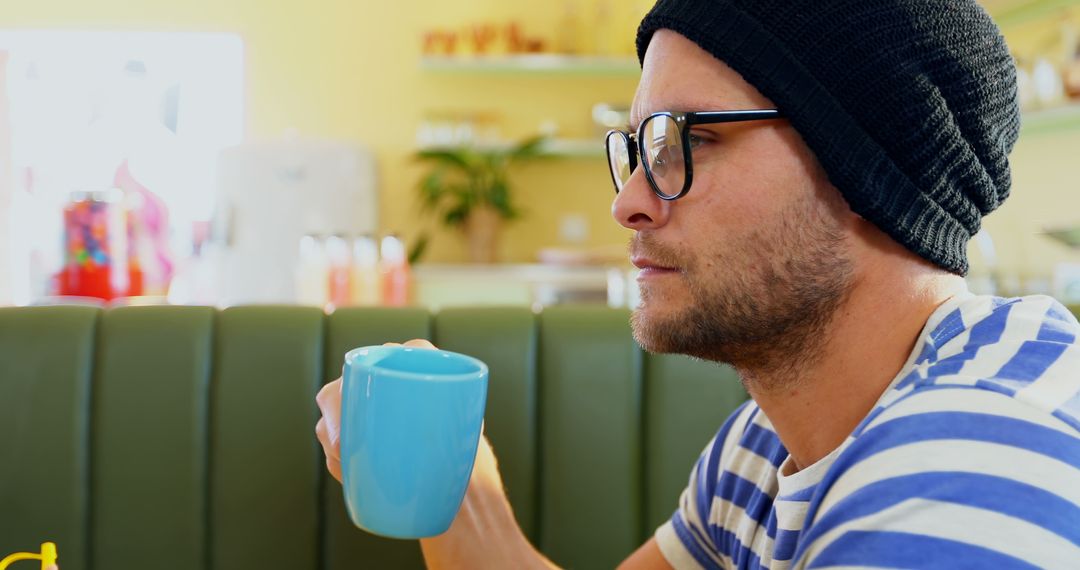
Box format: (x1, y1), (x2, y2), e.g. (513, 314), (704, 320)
(213, 135), (378, 305)
(0, 50), (12, 306)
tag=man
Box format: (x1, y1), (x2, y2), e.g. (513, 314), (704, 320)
(317, 0), (1080, 567)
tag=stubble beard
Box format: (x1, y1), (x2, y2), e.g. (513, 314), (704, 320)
(630, 196), (856, 390)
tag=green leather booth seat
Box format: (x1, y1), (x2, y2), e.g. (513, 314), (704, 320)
(0, 304), (750, 570)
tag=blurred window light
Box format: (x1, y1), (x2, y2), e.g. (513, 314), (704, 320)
(0, 30), (244, 304)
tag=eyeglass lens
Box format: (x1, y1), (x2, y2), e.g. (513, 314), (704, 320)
(642, 115), (685, 198)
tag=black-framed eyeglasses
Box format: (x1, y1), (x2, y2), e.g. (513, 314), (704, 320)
(605, 109), (784, 201)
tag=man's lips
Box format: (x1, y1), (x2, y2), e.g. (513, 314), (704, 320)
(631, 256), (681, 276)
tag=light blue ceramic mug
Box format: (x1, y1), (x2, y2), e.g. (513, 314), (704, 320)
(340, 345), (488, 539)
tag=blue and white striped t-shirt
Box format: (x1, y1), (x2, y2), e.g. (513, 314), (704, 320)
(656, 293), (1080, 569)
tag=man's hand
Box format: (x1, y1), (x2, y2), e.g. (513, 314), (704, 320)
(313, 340), (668, 569)
(315, 339), (436, 482)
(314, 339), (556, 569)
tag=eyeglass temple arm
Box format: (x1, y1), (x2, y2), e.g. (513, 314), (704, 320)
(688, 109), (784, 125)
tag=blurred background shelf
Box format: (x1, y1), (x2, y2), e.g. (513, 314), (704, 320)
(535, 138), (604, 158)
(1022, 102), (1080, 134)
(413, 263), (618, 308)
(419, 54), (640, 76)
(418, 137), (604, 158)
(986, 0), (1080, 27)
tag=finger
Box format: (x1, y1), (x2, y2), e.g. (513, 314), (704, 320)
(402, 338), (437, 350)
(315, 418), (341, 462)
(382, 341), (402, 347)
(315, 418), (340, 461)
(316, 379), (342, 435)
(326, 456), (343, 482)
(316, 378), (342, 408)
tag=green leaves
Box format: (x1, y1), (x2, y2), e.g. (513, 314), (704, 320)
(509, 135), (548, 160)
(415, 135), (546, 227)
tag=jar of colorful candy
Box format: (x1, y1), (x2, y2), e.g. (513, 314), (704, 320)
(57, 189), (142, 300)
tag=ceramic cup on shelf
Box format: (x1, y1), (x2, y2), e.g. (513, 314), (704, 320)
(340, 344), (488, 539)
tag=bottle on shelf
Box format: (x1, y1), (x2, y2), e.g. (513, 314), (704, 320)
(351, 234), (382, 306)
(592, 0), (616, 56)
(325, 233), (353, 309)
(556, 0), (583, 55)
(380, 234), (412, 307)
(1061, 14), (1080, 99)
(296, 234), (329, 308)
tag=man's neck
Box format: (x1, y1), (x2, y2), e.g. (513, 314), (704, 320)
(740, 263), (968, 473)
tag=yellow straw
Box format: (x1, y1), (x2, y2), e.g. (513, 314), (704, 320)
(0, 542), (58, 570)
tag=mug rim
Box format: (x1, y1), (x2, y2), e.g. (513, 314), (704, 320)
(344, 345), (489, 383)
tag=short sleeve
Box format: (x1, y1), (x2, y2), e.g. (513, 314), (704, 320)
(655, 401), (756, 570)
(654, 468), (717, 569)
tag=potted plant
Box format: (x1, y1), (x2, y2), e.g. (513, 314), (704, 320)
(416, 135), (547, 263)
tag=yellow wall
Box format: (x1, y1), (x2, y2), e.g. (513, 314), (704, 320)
(0, 0), (647, 263)
(978, 127), (1080, 288)
(970, 6), (1080, 288)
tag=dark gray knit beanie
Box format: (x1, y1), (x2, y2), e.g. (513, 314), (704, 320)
(637, 0), (1020, 275)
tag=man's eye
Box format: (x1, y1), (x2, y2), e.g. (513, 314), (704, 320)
(688, 133), (709, 150)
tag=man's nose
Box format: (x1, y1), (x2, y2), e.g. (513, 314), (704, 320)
(611, 167), (670, 230)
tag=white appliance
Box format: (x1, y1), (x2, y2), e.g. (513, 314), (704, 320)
(213, 136), (377, 305)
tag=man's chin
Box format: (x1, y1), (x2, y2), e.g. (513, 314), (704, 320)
(630, 304), (679, 354)
(631, 298), (723, 361)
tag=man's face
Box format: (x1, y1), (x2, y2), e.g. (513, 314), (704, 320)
(615, 30), (856, 371)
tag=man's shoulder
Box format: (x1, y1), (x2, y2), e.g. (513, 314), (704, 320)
(797, 383), (1080, 566)
(851, 349), (1080, 483)
(919, 294), (1078, 355)
(798, 296), (1080, 556)
(858, 383), (1080, 451)
(789, 296), (1080, 565)
(907, 294), (1080, 430)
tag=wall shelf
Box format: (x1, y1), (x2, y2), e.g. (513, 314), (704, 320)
(988, 0), (1080, 28)
(418, 137), (605, 159)
(1021, 102), (1080, 135)
(419, 54), (640, 77)
(536, 138), (605, 158)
